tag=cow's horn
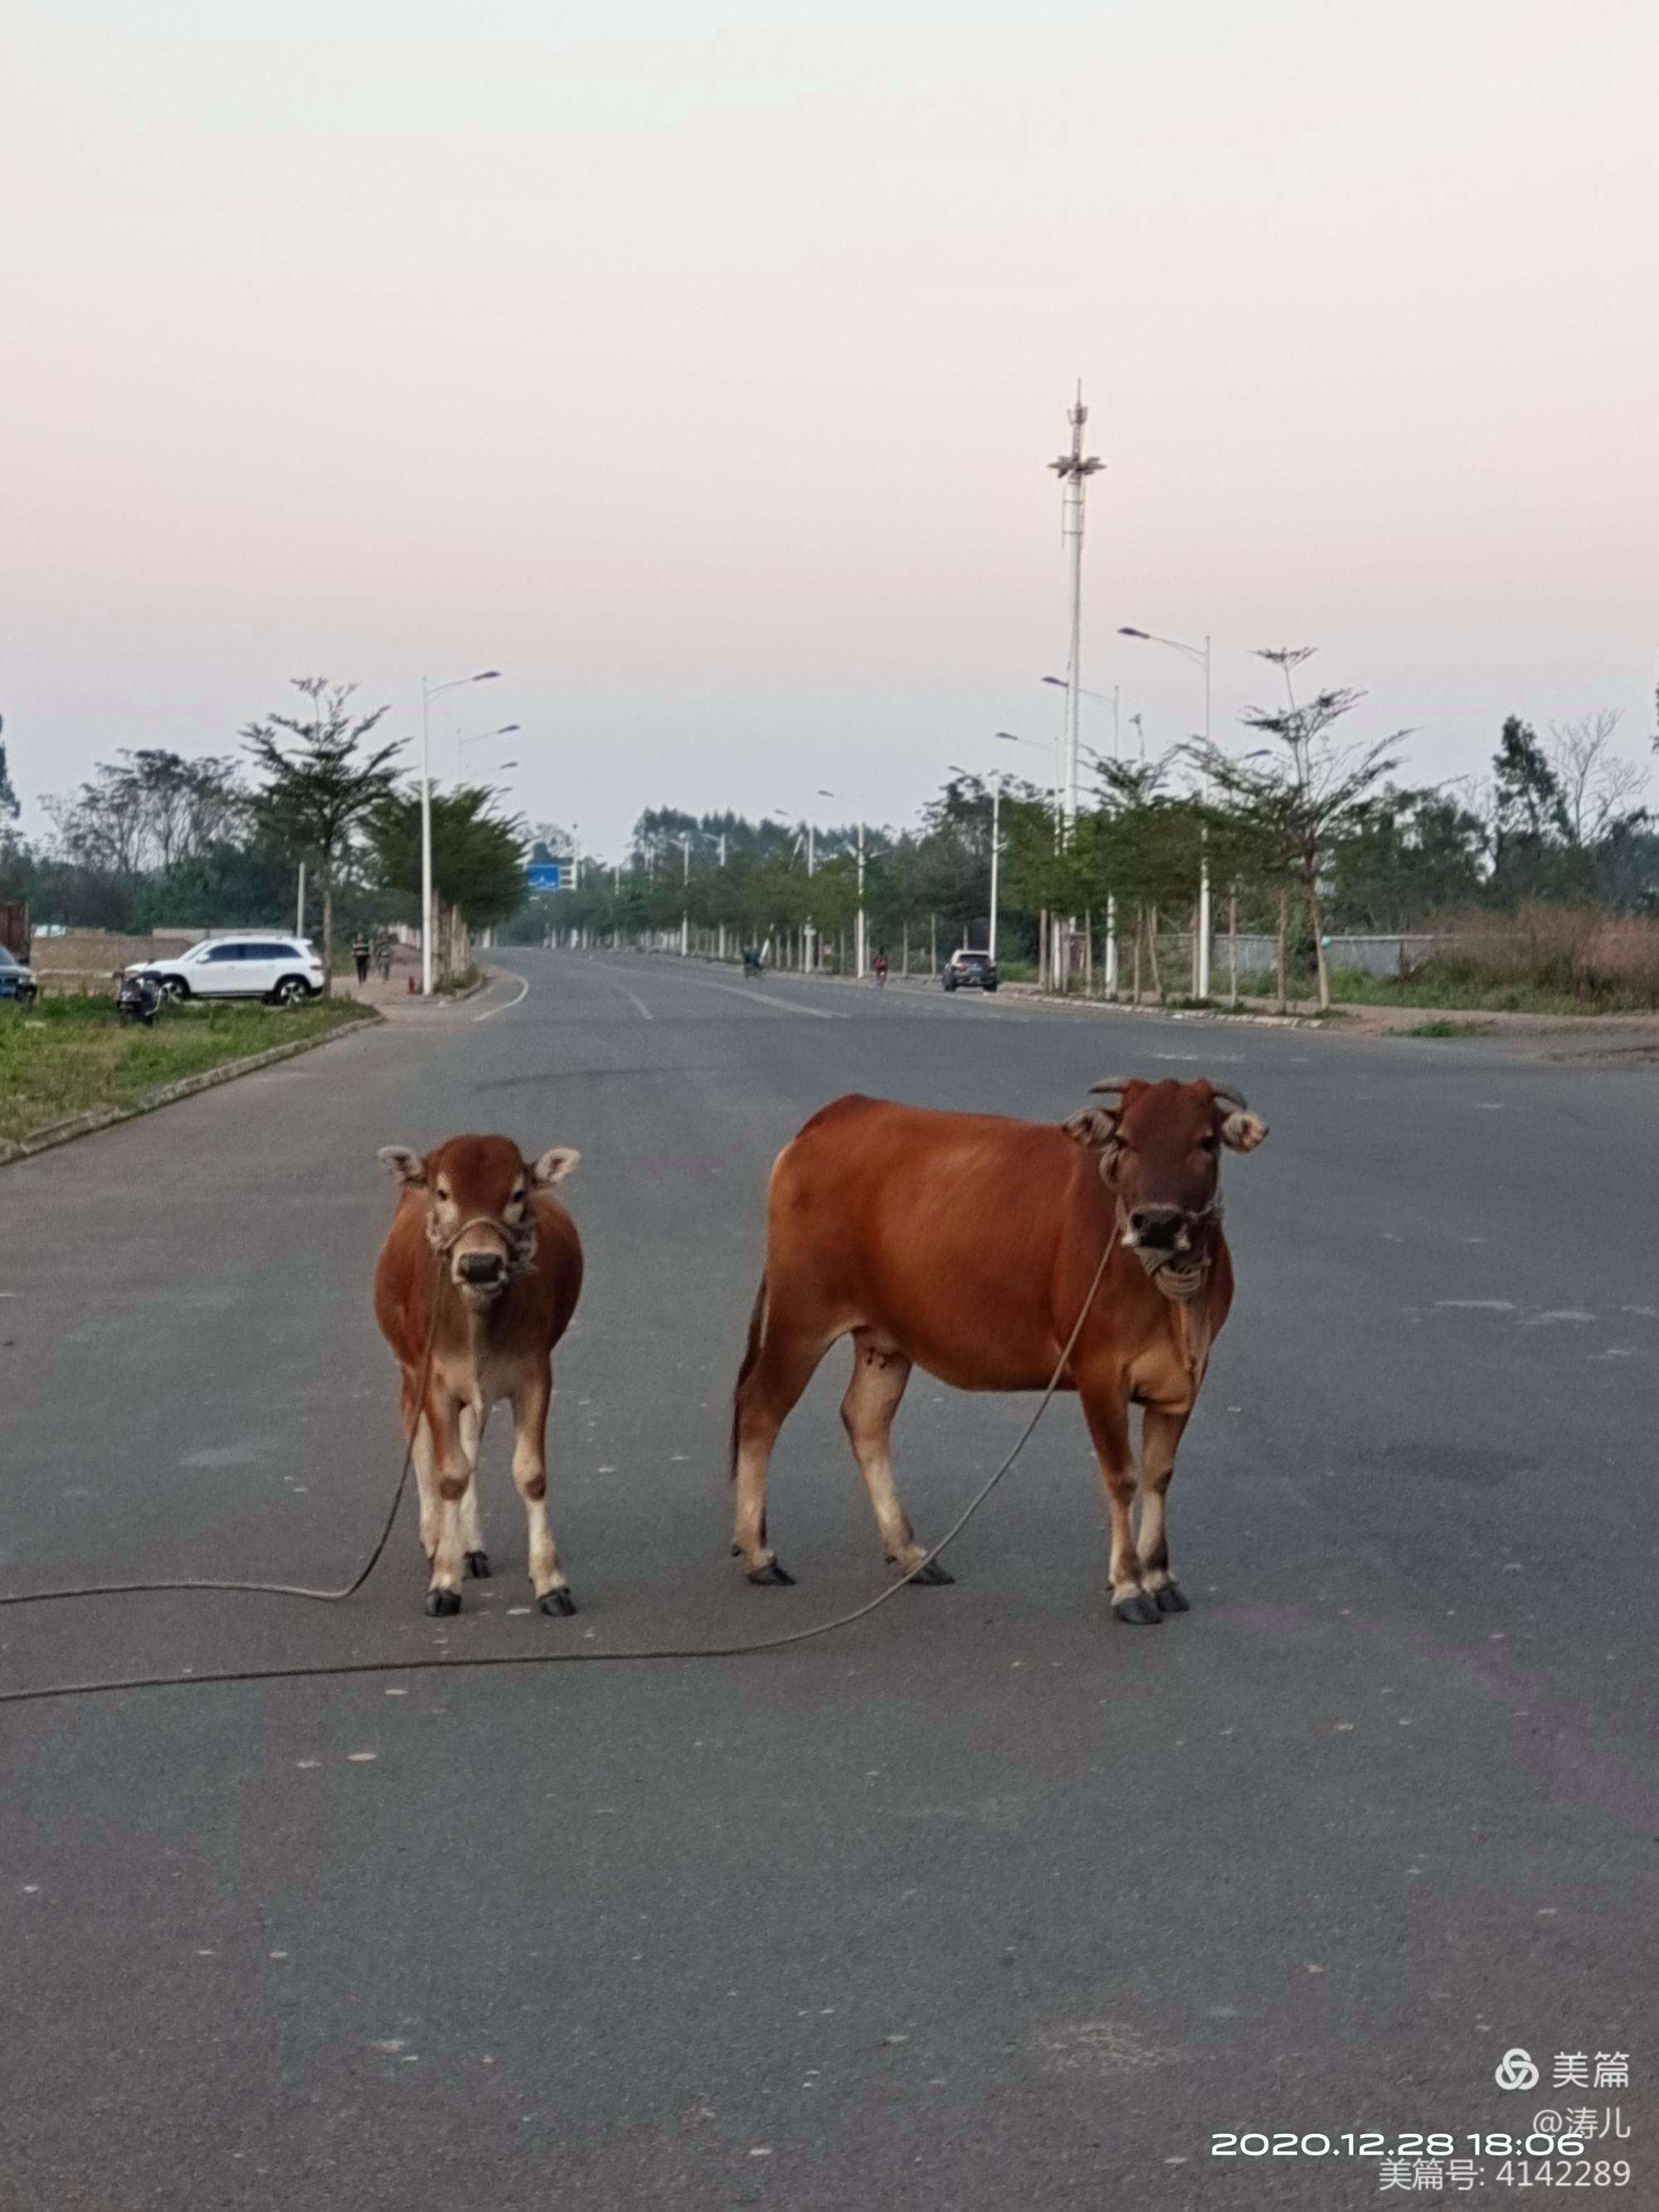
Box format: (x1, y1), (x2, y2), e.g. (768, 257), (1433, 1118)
(1211, 1082), (1249, 1110)
(1088, 1077), (1136, 1097)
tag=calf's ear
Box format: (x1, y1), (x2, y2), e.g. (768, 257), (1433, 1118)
(1219, 1111), (1268, 1153)
(529, 1145), (581, 1188)
(377, 1145), (429, 1187)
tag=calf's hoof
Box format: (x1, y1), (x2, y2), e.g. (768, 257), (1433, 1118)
(537, 1587), (577, 1616)
(1112, 1592), (1163, 1626)
(464, 1550), (492, 1579)
(1153, 1580), (1190, 1614)
(901, 1557), (955, 1587)
(747, 1559), (796, 1587)
(426, 1588), (462, 1618)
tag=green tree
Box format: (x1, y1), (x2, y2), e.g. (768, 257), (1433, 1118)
(367, 783), (527, 975)
(1329, 784), (1486, 930)
(0, 719), (17, 823)
(1193, 649), (1406, 1012)
(244, 680), (401, 994)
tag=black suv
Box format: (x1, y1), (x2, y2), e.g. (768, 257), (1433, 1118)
(941, 949), (998, 994)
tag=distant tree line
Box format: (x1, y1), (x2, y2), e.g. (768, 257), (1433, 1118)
(7, 659), (1655, 1008)
(509, 657), (1658, 1012)
(0, 679), (528, 993)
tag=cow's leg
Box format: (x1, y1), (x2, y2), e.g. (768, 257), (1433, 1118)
(510, 1360), (573, 1617)
(458, 1398), (491, 1578)
(1138, 1405), (1191, 1614)
(732, 1315), (831, 1585)
(840, 1332), (950, 1585)
(423, 1388), (472, 1616)
(402, 1370), (440, 1564)
(1078, 1382), (1160, 1625)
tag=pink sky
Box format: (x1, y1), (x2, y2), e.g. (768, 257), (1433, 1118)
(6, 0), (1656, 854)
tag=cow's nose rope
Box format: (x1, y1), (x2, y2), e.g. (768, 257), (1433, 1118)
(0, 1232), (1120, 1707)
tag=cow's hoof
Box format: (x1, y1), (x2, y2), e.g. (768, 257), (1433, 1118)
(1153, 1581), (1190, 1614)
(537, 1588), (577, 1616)
(1112, 1592), (1163, 1626)
(747, 1559), (796, 1586)
(902, 1557), (955, 1586)
(465, 1550), (492, 1579)
(426, 1588), (462, 1617)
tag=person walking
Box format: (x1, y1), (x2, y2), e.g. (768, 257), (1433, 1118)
(352, 931), (371, 986)
(873, 949), (888, 988)
(374, 933), (393, 983)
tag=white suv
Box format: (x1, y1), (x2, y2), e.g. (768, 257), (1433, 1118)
(129, 935), (325, 1006)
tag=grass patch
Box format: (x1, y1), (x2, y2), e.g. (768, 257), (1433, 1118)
(0, 994), (371, 1146)
(1403, 1017), (1496, 1039)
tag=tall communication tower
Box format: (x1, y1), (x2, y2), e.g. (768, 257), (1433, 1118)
(1048, 384), (1102, 829)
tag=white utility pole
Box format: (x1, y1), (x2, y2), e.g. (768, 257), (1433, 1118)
(296, 860), (305, 940)
(855, 820), (867, 978)
(1048, 385), (1102, 831)
(679, 833), (691, 957)
(421, 669), (499, 995)
(1118, 625), (1213, 997)
(989, 771), (1003, 966)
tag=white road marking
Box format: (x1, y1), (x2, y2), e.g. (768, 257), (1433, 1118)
(665, 970), (848, 1020)
(587, 970), (654, 1020)
(474, 972), (530, 1023)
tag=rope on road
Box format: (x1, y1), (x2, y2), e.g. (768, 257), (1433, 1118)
(0, 1239), (1117, 1709)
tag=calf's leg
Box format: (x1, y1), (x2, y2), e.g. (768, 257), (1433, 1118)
(1137, 1405), (1191, 1613)
(423, 1388), (472, 1616)
(1079, 1382), (1160, 1625)
(510, 1361), (574, 1616)
(840, 1333), (950, 1583)
(458, 1399), (490, 1578)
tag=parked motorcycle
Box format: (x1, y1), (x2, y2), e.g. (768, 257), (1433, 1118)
(114, 969), (163, 1027)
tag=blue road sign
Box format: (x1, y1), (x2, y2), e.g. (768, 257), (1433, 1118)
(525, 862), (566, 892)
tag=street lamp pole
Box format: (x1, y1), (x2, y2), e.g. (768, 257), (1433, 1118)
(421, 669), (499, 997)
(679, 833), (692, 958)
(1119, 627), (1212, 999)
(951, 763), (1004, 965)
(855, 819), (867, 979)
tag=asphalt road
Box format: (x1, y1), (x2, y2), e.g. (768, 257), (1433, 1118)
(2, 952), (1655, 2210)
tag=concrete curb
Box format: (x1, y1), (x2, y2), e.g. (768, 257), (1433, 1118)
(0, 1009), (380, 1171)
(363, 966), (492, 1016)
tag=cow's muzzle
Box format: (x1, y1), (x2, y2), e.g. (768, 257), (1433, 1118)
(1124, 1204), (1192, 1254)
(455, 1250), (509, 1289)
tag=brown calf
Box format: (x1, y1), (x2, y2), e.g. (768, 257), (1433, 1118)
(373, 1134), (583, 1616)
(730, 1077), (1268, 1622)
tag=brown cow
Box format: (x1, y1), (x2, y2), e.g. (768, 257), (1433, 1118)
(730, 1077), (1267, 1622)
(373, 1134), (583, 1616)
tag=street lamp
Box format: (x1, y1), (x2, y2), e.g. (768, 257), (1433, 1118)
(455, 722), (519, 781)
(817, 788), (868, 977)
(1119, 626), (1213, 998)
(421, 670), (499, 996)
(1042, 674), (1120, 756)
(949, 764), (1004, 966)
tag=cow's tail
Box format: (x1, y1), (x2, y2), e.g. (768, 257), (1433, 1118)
(729, 1272), (768, 1480)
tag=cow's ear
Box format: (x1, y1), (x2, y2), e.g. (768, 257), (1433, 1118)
(378, 1145), (428, 1187)
(529, 1145), (581, 1189)
(1219, 1111), (1268, 1153)
(1063, 1106), (1117, 1149)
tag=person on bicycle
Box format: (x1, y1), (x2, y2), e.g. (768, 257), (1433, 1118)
(873, 949), (888, 986)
